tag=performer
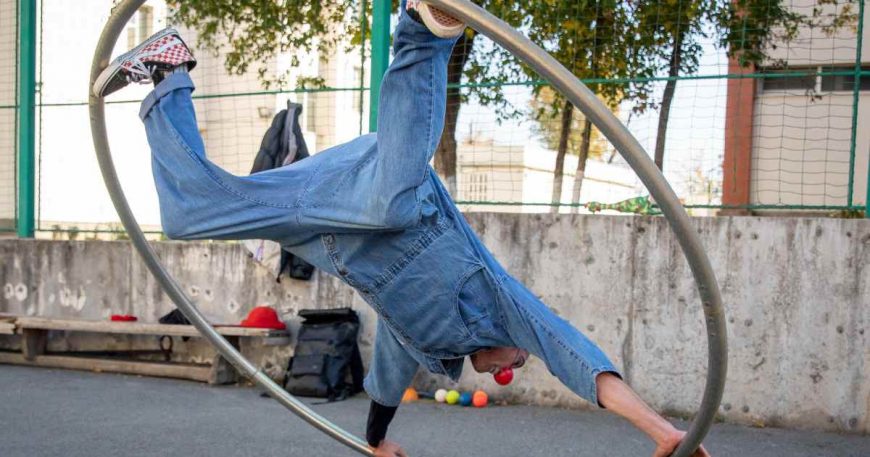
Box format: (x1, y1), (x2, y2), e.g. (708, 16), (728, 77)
(93, 2), (710, 456)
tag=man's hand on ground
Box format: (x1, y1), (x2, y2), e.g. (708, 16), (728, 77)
(653, 429), (710, 457)
(370, 439), (409, 457)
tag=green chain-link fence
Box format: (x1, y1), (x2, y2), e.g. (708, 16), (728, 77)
(0, 0), (18, 232)
(2, 0), (867, 237)
(29, 0), (370, 236)
(437, 0), (868, 215)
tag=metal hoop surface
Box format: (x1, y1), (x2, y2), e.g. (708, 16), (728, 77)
(426, 2), (728, 456)
(89, 1), (374, 455)
(90, 2), (727, 456)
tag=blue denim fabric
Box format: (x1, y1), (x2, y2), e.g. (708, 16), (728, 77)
(140, 7), (618, 408)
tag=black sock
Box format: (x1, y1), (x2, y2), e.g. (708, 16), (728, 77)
(406, 8), (424, 24)
(153, 64), (189, 86)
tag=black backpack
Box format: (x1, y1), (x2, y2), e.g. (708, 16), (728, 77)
(284, 308), (364, 401)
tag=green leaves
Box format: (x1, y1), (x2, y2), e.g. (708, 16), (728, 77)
(712, 0), (857, 67)
(165, 0), (859, 115)
(167, 0), (370, 88)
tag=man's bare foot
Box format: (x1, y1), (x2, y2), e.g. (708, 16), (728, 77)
(653, 428), (711, 457)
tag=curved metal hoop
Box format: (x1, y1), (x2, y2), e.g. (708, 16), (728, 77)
(88, 1), (374, 455)
(427, 2), (728, 455)
(90, 2), (727, 457)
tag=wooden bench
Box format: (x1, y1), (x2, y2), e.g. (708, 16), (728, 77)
(0, 315), (15, 335)
(0, 316), (290, 384)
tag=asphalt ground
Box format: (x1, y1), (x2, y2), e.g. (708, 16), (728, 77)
(0, 365), (867, 457)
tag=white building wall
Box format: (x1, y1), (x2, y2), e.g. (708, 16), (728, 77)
(752, 0), (869, 207)
(0, 0), (16, 227)
(752, 93), (869, 207)
(177, 25), (277, 176)
(763, 0), (869, 65)
(457, 140), (643, 213)
(179, 24), (367, 175)
(27, 1), (367, 230)
(36, 1), (167, 229)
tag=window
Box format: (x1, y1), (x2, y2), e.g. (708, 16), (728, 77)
(305, 93), (317, 131)
(761, 66), (870, 93)
(821, 66), (870, 92)
(138, 6), (154, 42)
(464, 172), (490, 201)
(761, 70), (815, 92)
(352, 65), (363, 113)
(126, 6), (154, 50)
(127, 26), (137, 50)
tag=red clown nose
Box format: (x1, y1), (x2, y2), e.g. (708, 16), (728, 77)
(493, 367), (514, 385)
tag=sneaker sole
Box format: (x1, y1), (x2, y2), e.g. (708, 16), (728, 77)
(418, 3), (465, 38)
(92, 27), (185, 98)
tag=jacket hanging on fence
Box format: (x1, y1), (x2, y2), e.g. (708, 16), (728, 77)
(250, 102), (310, 171)
(246, 102), (315, 281)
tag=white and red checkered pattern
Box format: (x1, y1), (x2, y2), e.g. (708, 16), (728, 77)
(121, 35), (194, 70)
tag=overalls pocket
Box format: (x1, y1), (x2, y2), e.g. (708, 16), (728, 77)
(373, 224), (485, 357)
(456, 266), (503, 341)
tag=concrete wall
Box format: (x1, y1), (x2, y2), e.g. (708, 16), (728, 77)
(1, 214), (868, 434)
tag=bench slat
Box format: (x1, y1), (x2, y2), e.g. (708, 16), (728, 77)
(0, 352), (212, 382)
(15, 317), (286, 338)
(0, 322), (15, 335)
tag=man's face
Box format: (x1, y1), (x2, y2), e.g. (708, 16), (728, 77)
(470, 347), (529, 374)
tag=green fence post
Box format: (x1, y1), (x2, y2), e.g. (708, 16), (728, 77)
(359, 0), (368, 135)
(368, 0), (391, 132)
(17, 0), (37, 237)
(849, 0), (864, 211)
(857, 0), (869, 218)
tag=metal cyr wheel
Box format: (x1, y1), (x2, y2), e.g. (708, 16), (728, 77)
(89, 1), (727, 456)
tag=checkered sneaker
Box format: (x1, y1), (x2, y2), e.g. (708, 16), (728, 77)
(93, 27), (197, 98)
(127, 35), (195, 69)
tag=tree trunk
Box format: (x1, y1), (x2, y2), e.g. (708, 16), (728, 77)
(434, 32), (476, 197)
(654, 31), (684, 171)
(550, 99), (574, 213)
(570, 117), (593, 213)
(571, 11), (603, 213)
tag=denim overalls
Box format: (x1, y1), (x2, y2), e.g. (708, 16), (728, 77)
(139, 4), (618, 408)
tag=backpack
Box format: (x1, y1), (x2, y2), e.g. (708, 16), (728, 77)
(283, 308), (364, 401)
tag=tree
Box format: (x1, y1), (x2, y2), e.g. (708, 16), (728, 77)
(431, 1), (530, 196)
(522, 0), (656, 212)
(168, 1), (366, 86)
(529, 87), (613, 211)
(529, 86), (610, 169)
(167, 0), (530, 197)
(636, 0), (711, 172)
(165, 1), (654, 210)
(164, 0), (857, 211)
(435, 30), (477, 196)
